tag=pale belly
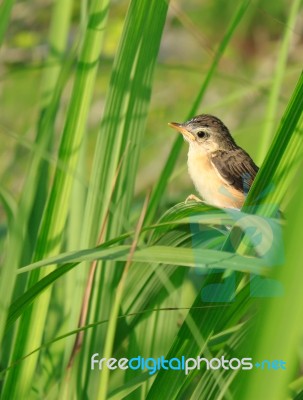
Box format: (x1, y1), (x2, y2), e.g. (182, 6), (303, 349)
(187, 151), (245, 209)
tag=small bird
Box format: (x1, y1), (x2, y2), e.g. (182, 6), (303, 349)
(168, 114), (259, 209)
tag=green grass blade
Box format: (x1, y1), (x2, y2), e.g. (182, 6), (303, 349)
(19, 244), (265, 275)
(108, 372), (151, 399)
(257, 0), (302, 163)
(0, 0), (73, 349)
(239, 160), (303, 399)
(81, 0), (166, 248)
(76, 0), (170, 394)
(0, 0), (14, 46)
(1, 0), (110, 397)
(6, 244), (264, 330)
(245, 72), (303, 214)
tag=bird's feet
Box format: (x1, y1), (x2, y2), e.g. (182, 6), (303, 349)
(185, 194), (204, 203)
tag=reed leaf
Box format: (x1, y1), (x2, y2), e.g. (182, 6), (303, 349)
(1, 0), (110, 397)
(0, 0), (73, 358)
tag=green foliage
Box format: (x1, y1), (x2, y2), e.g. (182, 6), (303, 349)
(0, 0), (303, 399)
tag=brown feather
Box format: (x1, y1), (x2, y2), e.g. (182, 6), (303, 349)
(210, 148), (259, 194)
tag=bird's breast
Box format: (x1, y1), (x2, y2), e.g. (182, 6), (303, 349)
(187, 149), (245, 209)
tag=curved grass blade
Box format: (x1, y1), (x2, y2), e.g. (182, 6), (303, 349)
(6, 244), (264, 330)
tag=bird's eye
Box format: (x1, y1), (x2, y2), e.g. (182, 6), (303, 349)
(197, 131), (207, 139)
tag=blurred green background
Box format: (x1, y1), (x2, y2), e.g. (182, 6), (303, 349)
(1, 0), (303, 399)
(1, 0), (302, 206)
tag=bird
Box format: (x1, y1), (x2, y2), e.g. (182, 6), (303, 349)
(168, 114), (259, 209)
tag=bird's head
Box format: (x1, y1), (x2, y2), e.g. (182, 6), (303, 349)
(168, 114), (236, 152)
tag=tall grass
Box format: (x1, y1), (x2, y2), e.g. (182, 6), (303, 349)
(0, 0), (15, 46)
(1, 0), (303, 399)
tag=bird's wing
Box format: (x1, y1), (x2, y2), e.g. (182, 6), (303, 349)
(210, 149), (259, 194)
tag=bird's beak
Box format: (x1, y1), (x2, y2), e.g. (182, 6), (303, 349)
(168, 122), (196, 142)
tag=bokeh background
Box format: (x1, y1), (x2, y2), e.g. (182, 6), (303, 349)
(1, 0), (303, 399)
(1, 0), (302, 205)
